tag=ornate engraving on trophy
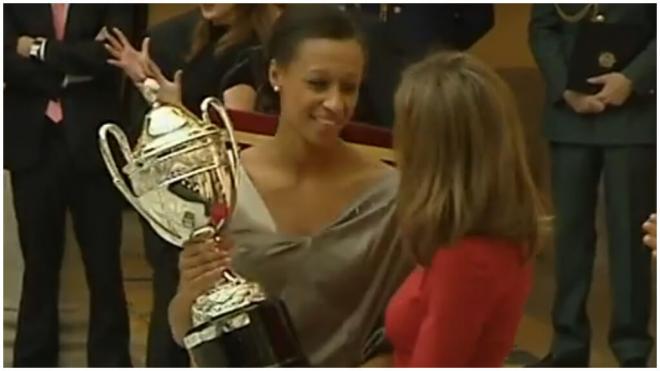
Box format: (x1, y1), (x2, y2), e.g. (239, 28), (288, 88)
(98, 90), (307, 366)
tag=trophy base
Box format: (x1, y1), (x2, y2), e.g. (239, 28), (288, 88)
(185, 297), (309, 367)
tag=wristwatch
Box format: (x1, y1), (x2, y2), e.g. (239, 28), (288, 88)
(28, 37), (46, 61)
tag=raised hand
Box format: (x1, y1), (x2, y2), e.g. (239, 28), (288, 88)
(139, 38), (184, 107)
(105, 27), (148, 83)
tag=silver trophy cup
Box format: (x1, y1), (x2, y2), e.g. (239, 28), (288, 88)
(98, 95), (307, 366)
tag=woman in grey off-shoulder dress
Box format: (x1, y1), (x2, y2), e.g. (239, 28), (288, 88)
(227, 166), (411, 366)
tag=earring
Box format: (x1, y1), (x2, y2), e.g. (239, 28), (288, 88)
(273, 85), (280, 92)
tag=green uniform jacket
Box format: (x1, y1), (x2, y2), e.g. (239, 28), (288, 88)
(529, 4), (656, 145)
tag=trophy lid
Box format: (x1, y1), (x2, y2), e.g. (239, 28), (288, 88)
(132, 104), (223, 163)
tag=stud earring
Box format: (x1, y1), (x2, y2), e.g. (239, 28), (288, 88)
(273, 85), (280, 92)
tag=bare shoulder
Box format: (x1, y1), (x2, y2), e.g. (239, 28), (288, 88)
(346, 146), (396, 188)
(237, 145), (269, 183)
(238, 144), (285, 190)
(238, 145), (261, 172)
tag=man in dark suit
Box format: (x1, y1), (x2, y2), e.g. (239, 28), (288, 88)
(528, 4), (656, 367)
(4, 4), (140, 367)
(347, 4), (495, 127)
(125, 8), (202, 367)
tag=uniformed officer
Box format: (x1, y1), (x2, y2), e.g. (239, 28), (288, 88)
(346, 4), (495, 128)
(528, 4), (656, 367)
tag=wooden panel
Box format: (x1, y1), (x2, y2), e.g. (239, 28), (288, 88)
(224, 108), (395, 163)
(233, 130), (395, 164)
(470, 4), (536, 69)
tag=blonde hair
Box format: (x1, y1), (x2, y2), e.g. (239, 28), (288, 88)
(188, 4), (280, 61)
(394, 51), (551, 266)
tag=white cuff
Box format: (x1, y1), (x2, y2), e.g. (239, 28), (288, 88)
(38, 38), (47, 61)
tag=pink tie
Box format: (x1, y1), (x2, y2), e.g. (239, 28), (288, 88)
(46, 3), (68, 124)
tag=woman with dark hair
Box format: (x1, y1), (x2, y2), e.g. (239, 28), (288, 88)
(166, 5), (412, 367)
(107, 4), (282, 113)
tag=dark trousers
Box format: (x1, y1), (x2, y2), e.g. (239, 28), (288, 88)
(549, 143), (655, 364)
(10, 123), (131, 367)
(141, 219), (190, 367)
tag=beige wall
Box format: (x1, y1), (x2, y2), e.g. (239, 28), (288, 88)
(471, 4), (536, 69)
(147, 3), (538, 70)
(148, 4), (195, 26)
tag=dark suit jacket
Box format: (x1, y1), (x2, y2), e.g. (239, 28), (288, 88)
(529, 4), (656, 145)
(350, 4), (494, 58)
(4, 4), (137, 172)
(349, 4), (495, 127)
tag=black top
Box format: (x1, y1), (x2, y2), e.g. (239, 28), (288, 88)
(145, 11), (259, 115)
(219, 45), (279, 114)
(127, 11), (262, 139)
(179, 25), (260, 116)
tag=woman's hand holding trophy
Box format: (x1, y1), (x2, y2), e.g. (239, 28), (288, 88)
(178, 237), (233, 302)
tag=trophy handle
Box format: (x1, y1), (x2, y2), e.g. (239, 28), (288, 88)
(99, 123), (183, 245)
(201, 97), (241, 208)
(98, 123), (153, 222)
(99, 123), (202, 248)
(200, 98), (244, 284)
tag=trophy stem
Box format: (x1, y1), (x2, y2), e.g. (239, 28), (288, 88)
(189, 226), (243, 284)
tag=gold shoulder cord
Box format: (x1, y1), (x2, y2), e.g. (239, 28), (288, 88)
(554, 3), (599, 23)
(379, 4), (389, 22)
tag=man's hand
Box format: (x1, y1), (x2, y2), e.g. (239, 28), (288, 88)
(587, 72), (633, 107)
(16, 36), (35, 58)
(563, 90), (606, 114)
(643, 213), (656, 257)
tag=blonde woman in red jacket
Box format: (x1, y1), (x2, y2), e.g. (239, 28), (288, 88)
(386, 51), (551, 367)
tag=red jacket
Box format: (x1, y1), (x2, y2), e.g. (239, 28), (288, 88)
(386, 236), (533, 367)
